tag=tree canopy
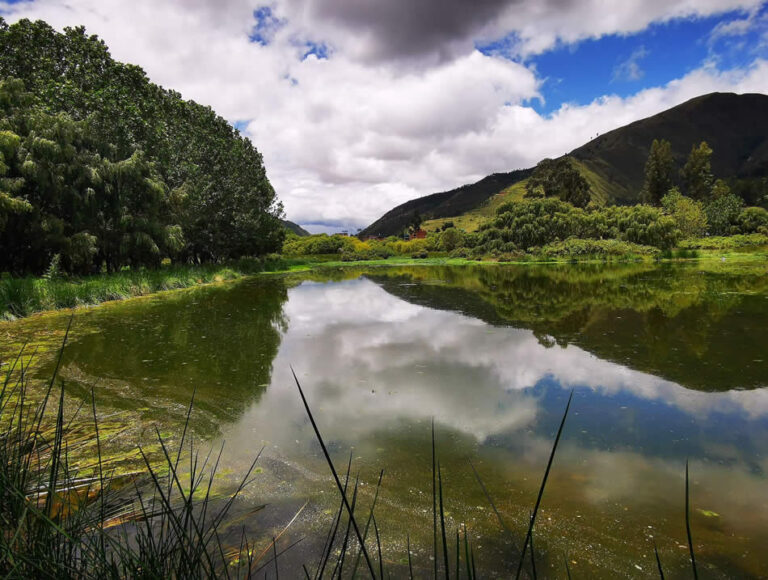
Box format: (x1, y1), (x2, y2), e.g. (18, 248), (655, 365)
(681, 141), (714, 201)
(641, 139), (675, 205)
(0, 18), (283, 274)
(525, 157), (592, 208)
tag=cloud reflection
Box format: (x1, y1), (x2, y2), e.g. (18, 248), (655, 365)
(231, 278), (768, 452)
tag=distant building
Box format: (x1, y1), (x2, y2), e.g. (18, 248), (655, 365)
(409, 229), (427, 240)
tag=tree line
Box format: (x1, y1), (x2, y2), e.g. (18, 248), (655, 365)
(641, 138), (768, 237)
(0, 19), (284, 275)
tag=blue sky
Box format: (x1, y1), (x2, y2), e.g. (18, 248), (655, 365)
(2, 0), (768, 230)
(480, 5), (768, 114)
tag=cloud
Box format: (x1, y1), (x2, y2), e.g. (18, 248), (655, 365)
(2, 0), (768, 229)
(709, 5), (767, 42)
(612, 46), (649, 82)
(278, 0), (765, 63)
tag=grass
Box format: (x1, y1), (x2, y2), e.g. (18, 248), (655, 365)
(0, 256), (308, 320)
(422, 181), (528, 234)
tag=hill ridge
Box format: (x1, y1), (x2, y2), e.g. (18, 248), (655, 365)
(361, 92), (768, 236)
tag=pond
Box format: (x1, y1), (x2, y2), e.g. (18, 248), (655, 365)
(3, 261), (768, 577)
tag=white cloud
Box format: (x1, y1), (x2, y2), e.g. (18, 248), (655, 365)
(613, 46), (649, 82)
(2, 0), (767, 228)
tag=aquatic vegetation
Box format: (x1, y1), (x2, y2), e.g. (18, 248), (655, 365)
(0, 334), (267, 578)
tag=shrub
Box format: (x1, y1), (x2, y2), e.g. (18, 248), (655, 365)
(661, 188), (707, 239)
(537, 238), (660, 260)
(476, 199), (679, 253)
(736, 207), (768, 235)
(438, 228), (465, 251)
(705, 193), (743, 235)
(679, 233), (768, 250)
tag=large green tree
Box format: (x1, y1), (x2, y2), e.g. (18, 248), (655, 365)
(681, 141), (714, 201)
(0, 18), (284, 273)
(525, 157), (592, 208)
(641, 139), (675, 205)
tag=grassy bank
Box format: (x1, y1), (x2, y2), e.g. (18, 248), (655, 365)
(0, 256), (309, 320)
(4, 244), (768, 321)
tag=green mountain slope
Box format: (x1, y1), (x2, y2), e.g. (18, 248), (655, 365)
(572, 92), (768, 203)
(359, 169), (531, 237)
(362, 92), (768, 236)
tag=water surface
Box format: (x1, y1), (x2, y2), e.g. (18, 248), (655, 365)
(3, 262), (768, 577)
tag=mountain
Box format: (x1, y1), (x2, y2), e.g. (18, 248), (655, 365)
(359, 169), (531, 237)
(361, 92), (768, 236)
(572, 92), (768, 203)
(282, 220), (311, 236)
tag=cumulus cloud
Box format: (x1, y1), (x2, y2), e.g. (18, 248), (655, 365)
(278, 0), (764, 63)
(2, 0), (767, 228)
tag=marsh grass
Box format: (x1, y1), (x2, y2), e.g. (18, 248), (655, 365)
(0, 256), (305, 320)
(0, 334), (274, 578)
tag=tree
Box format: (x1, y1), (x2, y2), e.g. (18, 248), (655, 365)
(641, 139), (675, 205)
(408, 211), (423, 234)
(438, 227), (464, 251)
(736, 207), (768, 235)
(681, 141), (713, 201)
(705, 181), (743, 235)
(661, 187), (707, 239)
(0, 19), (285, 273)
(525, 157), (592, 208)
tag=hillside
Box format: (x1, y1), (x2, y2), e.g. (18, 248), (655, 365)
(359, 169), (531, 237)
(283, 220), (311, 236)
(573, 92), (768, 203)
(362, 92), (768, 235)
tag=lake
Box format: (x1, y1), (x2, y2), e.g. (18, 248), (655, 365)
(3, 262), (768, 577)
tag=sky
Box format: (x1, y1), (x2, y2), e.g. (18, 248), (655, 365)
(2, 0), (768, 232)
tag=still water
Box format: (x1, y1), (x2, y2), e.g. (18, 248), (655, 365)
(3, 262), (768, 577)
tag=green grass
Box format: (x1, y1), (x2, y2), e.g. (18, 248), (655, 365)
(422, 180), (528, 233)
(678, 233), (768, 250)
(0, 256), (308, 320)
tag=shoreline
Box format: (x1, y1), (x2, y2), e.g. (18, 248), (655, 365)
(2, 248), (767, 322)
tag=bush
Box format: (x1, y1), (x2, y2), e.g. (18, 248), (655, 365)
(476, 199), (679, 253)
(705, 193), (743, 235)
(537, 239), (660, 260)
(678, 234), (768, 250)
(438, 228), (465, 251)
(736, 207), (768, 235)
(449, 247), (470, 258)
(661, 188), (707, 239)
